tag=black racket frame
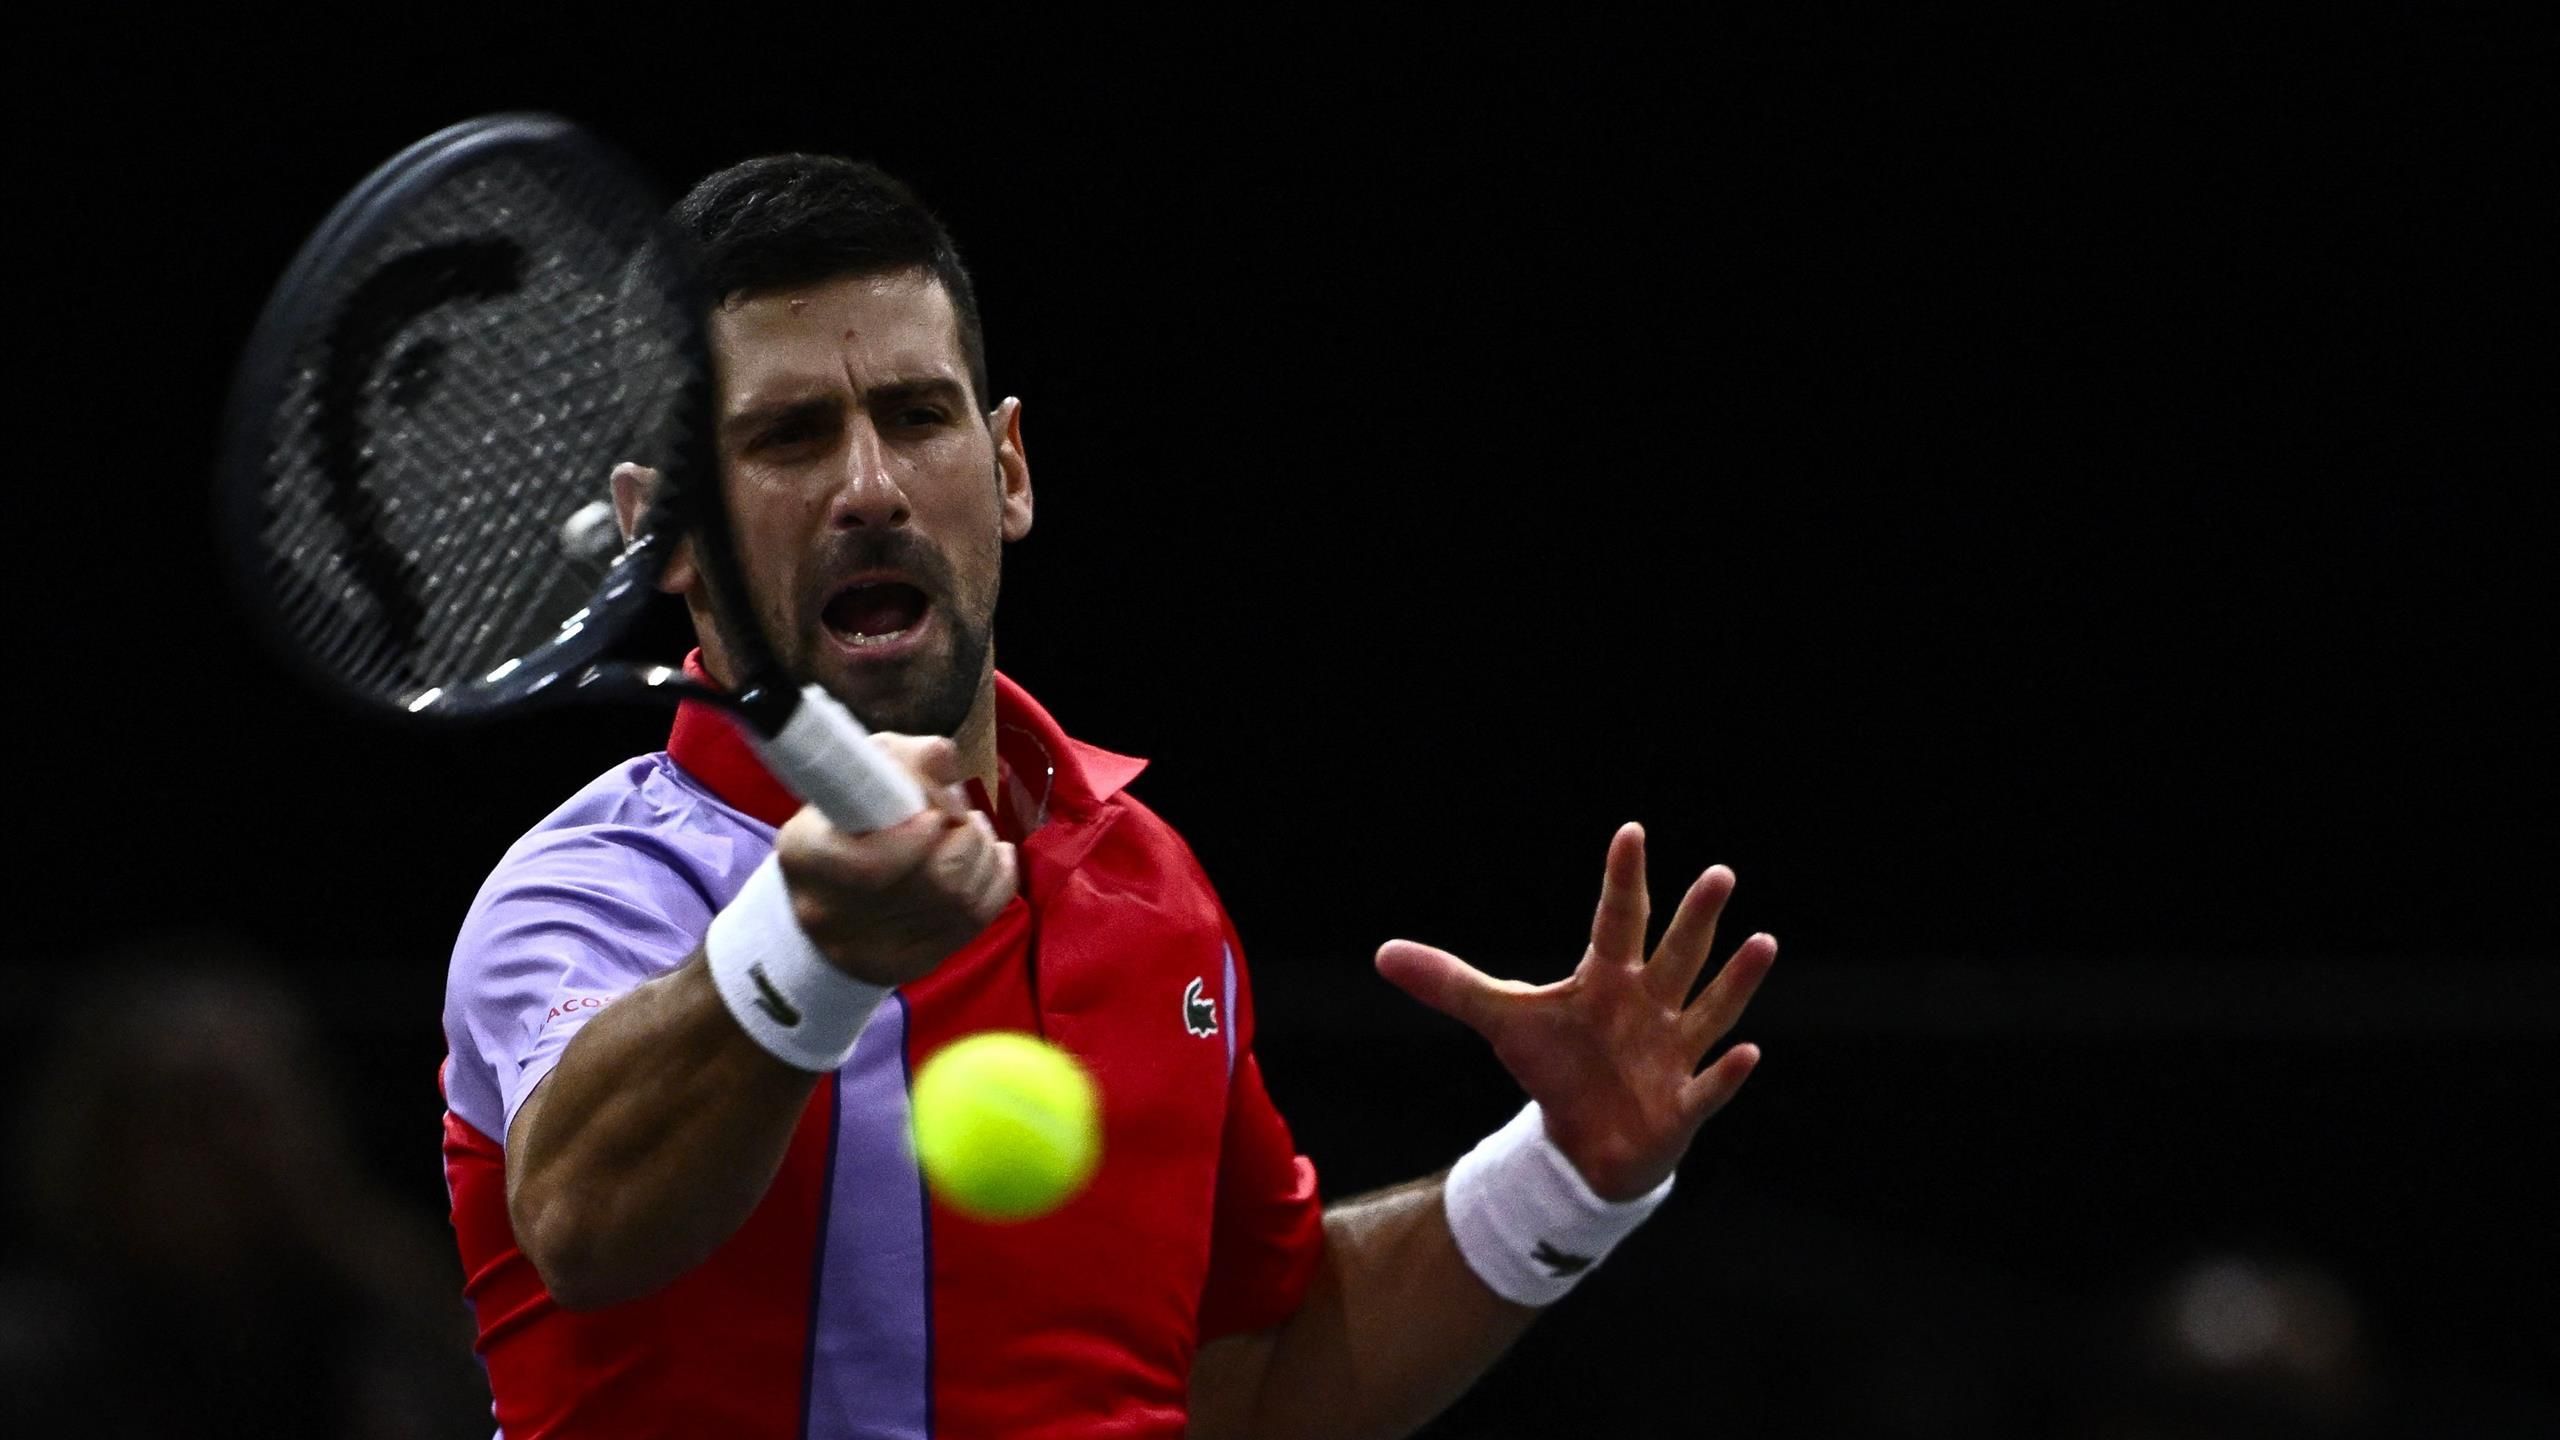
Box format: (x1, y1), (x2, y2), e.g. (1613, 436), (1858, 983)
(220, 112), (801, 736)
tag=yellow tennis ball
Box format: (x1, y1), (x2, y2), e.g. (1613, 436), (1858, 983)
(909, 1031), (1101, 1222)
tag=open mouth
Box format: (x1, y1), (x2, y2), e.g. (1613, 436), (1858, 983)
(822, 579), (932, 648)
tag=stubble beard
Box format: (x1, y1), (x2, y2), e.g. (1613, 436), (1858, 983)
(778, 546), (997, 741)
(828, 594), (992, 740)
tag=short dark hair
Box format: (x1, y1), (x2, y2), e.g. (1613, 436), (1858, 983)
(672, 155), (990, 409)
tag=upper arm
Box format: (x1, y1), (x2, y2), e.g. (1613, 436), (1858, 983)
(445, 829), (714, 1147)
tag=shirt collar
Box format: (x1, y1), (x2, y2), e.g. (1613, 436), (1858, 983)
(664, 650), (1146, 836)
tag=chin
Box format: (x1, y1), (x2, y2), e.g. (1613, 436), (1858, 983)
(827, 658), (978, 740)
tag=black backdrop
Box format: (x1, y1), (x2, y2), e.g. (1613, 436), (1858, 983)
(13, 10), (2552, 1436)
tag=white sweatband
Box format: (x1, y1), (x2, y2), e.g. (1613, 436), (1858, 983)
(706, 854), (889, 1072)
(1445, 1101), (1674, 1307)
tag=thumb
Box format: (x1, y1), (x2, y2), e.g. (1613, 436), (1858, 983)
(869, 732), (966, 792)
(1375, 940), (1518, 1038)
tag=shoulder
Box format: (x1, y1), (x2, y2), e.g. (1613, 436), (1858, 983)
(1093, 786), (1222, 898)
(1085, 788), (1265, 996)
(452, 754), (775, 960)
(482, 754), (768, 896)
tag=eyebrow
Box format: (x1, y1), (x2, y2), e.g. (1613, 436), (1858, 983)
(723, 394), (838, 444)
(723, 376), (973, 442)
(867, 376), (972, 414)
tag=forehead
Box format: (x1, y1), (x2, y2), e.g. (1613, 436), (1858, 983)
(709, 269), (968, 407)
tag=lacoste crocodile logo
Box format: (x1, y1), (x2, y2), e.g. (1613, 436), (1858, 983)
(1183, 977), (1219, 1038)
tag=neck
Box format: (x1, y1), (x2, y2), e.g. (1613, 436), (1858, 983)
(949, 661), (1002, 800)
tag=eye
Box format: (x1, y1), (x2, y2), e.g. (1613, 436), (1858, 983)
(755, 414), (831, 451)
(894, 406), (948, 429)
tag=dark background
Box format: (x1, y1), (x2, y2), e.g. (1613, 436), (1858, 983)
(10, 9), (2552, 1436)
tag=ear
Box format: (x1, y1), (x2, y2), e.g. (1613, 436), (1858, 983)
(989, 397), (1033, 542)
(611, 462), (697, 594)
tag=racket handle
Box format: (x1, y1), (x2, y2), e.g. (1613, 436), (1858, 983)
(749, 684), (929, 833)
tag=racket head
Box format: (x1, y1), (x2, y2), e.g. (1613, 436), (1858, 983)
(220, 112), (723, 723)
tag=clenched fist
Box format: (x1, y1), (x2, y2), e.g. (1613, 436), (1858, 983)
(773, 733), (1018, 988)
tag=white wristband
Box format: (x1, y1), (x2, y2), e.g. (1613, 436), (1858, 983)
(1445, 1101), (1674, 1307)
(706, 854), (889, 1072)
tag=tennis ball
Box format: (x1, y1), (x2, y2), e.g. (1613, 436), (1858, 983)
(909, 1031), (1101, 1222)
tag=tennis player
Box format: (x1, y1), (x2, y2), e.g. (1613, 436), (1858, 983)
(439, 154), (1777, 1439)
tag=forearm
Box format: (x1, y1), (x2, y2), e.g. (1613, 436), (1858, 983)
(506, 951), (819, 1309)
(1239, 1174), (1537, 1440)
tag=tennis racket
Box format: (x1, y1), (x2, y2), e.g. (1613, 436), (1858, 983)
(220, 112), (923, 833)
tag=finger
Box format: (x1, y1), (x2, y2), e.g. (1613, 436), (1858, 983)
(1678, 1042), (1762, 1126)
(1588, 822), (1651, 967)
(983, 840), (1021, 916)
(779, 802), (960, 893)
(957, 822), (1017, 923)
(928, 809), (1000, 896)
(1681, 933), (1778, 1061)
(949, 827), (1012, 926)
(1644, 864), (1735, 1006)
(1374, 940), (1535, 1039)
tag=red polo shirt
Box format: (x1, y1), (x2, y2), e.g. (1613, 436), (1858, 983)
(440, 666), (1325, 1437)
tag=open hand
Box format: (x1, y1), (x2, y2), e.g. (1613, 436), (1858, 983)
(1375, 823), (1776, 1201)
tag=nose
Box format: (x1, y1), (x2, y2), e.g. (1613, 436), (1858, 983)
(826, 414), (912, 530)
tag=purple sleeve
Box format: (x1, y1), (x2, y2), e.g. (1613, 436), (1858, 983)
(444, 828), (722, 1141)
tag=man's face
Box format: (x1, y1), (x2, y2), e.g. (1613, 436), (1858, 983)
(704, 269), (1030, 737)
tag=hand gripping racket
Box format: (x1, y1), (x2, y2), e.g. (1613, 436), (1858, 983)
(220, 113), (924, 832)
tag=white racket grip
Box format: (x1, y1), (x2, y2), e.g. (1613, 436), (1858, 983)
(747, 684), (929, 833)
